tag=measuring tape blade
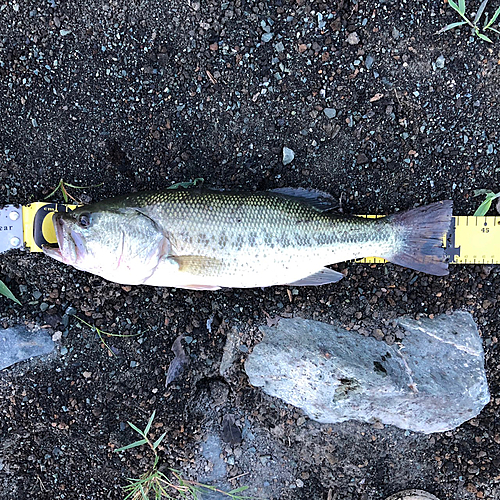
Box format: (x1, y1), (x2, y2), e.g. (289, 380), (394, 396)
(0, 204), (499, 263)
(358, 215), (500, 265)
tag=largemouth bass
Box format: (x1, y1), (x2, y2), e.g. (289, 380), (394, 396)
(43, 188), (452, 290)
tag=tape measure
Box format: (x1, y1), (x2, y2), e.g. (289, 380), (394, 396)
(0, 203), (499, 264)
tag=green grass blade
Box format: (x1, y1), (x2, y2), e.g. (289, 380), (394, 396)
(167, 178), (204, 190)
(477, 31), (493, 41)
(474, 199), (493, 216)
(128, 421), (146, 436)
(44, 179), (64, 200)
(487, 26), (500, 33)
(458, 0), (466, 14)
(153, 431), (167, 450)
(437, 20), (468, 32)
(65, 182), (104, 189)
(228, 485), (250, 493)
(115, 438), (148, 452)
(492, 4), (500, 22)
(144, 411), (156, 436)
(474, 0), (489, 24)
(485, 4), (500, 27)
(0, 280), (21, 305)
(473, 189), (494, 197)
(448, 0), (461, 12)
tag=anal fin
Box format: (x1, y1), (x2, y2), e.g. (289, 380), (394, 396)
(179, 284), (222, 291)
(286, 268), (344, 286)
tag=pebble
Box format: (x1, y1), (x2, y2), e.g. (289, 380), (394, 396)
(347, 32), (360, 45)
(261, 33), (273, 43)
(436, 55), (445, 68)
(323, 108), (336, 119)
(365, 55), (374, 69)
(282, 147), (295, 165)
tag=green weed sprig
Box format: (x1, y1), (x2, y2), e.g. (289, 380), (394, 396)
(73, 316), (140, 356)
(473, 189), (500, 215)
(115, 411), (253, 500)
(438, 0), (500, 42)
(166, 178), (204, 190)
(0, 279), (21, 305)
(45, 179), (103, 203)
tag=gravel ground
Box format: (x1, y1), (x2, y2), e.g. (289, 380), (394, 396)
(1, 0), (500, 499)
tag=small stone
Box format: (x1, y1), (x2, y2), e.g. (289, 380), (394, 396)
(392, 27), (400, 39)
(365, 55), (374, 69)
(436, 55), (445, 69)
(282, 147), (295, 165)
(298, 43), (307, 53)
(82, 371), (92, 378)
(40, 302), (49, 312)
(323, 108), (336, 119)
(261, 32), (273, 43)
(275, 41), (284, 52)
(347, 32), (360, 45)
(60, 29), (72, 36)
(60, 347), (68, 355)
(356, 153), (370, 165)
(209, 42), (218, 51)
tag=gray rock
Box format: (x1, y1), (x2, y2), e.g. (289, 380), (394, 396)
(347, 32), (360, 45)
(282, 147), (295, 165)
(323, 108), (336, 119)
(435, 55), (445, 69)
(245, 312), (489, 433)
(1, 325), (55, 370)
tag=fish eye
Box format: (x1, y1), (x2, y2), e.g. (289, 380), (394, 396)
(78, 213), (91, 228)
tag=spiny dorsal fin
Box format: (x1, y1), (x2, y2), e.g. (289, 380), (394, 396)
(269, 187), (339, 212)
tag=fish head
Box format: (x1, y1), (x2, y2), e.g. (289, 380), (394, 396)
(43, 205), (167, 284)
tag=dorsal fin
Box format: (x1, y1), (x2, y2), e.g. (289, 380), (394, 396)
(269, 187), (339, 211)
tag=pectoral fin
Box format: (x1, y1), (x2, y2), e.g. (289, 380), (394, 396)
(170, 255), (223, 274)
(287, 268), (344, 286)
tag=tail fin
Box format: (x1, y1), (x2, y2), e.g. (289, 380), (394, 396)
(385, 200), (453, 276)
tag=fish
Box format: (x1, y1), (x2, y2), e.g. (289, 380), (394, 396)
(43, 187), (453, 290)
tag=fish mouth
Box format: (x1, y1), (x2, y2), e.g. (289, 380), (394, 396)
(42, 242), (63, 262)
(42, 213), (82, 264)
